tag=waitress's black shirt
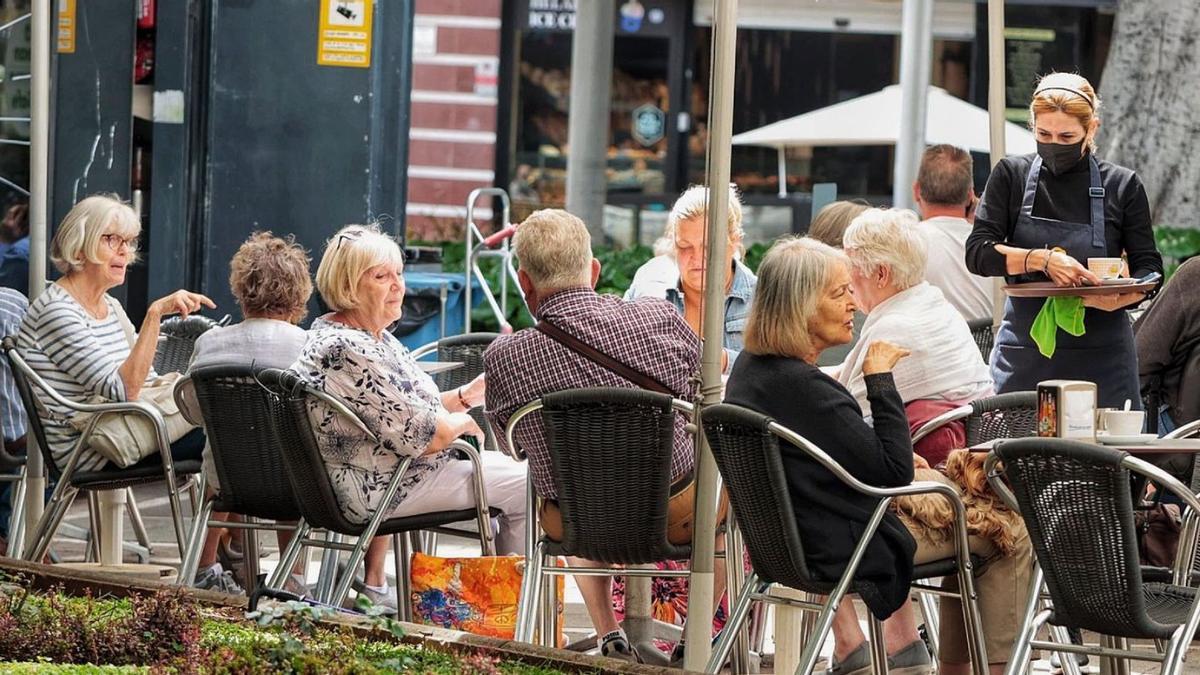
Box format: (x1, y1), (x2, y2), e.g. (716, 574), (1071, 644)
(966, 152), (1162, 282)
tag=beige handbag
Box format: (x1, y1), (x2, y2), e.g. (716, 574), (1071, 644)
(69, 304), (199, 468)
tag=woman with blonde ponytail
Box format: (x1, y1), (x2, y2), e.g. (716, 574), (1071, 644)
(964, 72), (1163, 410)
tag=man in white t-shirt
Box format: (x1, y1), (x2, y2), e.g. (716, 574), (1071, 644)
(913, 144), (992, 323)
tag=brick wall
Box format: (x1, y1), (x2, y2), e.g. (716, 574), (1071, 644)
(407, 0), (502, 240)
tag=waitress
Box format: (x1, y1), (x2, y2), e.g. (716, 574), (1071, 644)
(966, 73), (1163, 409)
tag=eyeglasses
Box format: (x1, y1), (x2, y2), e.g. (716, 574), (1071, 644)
(100, 233), (139, 252)
(334, 230), (364, 251)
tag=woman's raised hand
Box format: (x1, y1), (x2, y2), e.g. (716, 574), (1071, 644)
(149, 289), (216, 319)
(862, 340), (911, 375)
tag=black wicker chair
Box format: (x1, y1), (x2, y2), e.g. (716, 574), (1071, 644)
(986, 438), (1200, 675)
(967, 318), (995, 364)
(504, 388), (697, 646)
(3, 337), (201, 563)
(257, 368), (498, 619)
(153, 314), (228, 374)
(175, 364), (308, 591)
(911, 391), (1038, 448)
(411, 332), (500, 451)
(701, 403), (989, 675)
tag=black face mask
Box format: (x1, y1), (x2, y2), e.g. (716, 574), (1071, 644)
(1037, 139), (1087, 175)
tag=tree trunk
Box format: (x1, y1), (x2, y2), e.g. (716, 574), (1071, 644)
(1098, 0), (1200, 228)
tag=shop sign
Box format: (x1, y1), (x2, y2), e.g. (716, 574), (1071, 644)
(632, 103), (665, 146)
(57, 0), (76, 54)
(525, 0), (672, 35)
(527, 0), (577, 31)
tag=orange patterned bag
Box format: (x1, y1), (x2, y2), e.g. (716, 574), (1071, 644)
(409, 553), (563, 642)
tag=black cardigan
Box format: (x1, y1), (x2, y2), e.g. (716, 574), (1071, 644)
(725, 353), (916, 620)
(966, 153), (1162, 284)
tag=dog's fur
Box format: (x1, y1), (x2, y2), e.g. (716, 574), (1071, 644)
(892, 449), (1026, 555)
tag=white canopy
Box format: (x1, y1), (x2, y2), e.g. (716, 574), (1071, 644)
(732, 84), (1036, 155)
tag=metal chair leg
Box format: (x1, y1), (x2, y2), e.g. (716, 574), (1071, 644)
(1003, 566), (1046, 675)
(314, 531), (341, 603)
(538, 554), (558, 648)
(125, 488), (152, 553)
(917, 590), (942, 662)
(868, 613), (888, 675)
(25, 485), (78, 563)
(178, 494), (216, 585)
(514, 540), (546, 643)
(242, 518), (261, 591)
(6, 468), (27, 558)
(396, 533), (412, 622)
(706, 573), (764, 674)
(267, 521), (311, 590)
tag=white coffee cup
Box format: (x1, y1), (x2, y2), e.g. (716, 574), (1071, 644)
(1088, 257), (1124, 280)
(1102, 409), (1145, 436)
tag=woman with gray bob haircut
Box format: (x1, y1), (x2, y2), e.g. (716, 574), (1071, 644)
(290, 224), (527, 613)
(835, 208), (993, 466)
(17, 193), (214, 474)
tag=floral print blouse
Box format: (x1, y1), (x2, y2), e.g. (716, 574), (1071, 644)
(291, 315), (450, 524)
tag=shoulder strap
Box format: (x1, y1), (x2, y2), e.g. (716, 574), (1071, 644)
(535, 319), (673, 395)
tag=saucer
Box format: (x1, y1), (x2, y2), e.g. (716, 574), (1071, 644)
(1099, 278), (1138, 286)
(1096, 432), (1157, 445)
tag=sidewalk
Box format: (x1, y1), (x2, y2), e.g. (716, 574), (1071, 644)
(45, 484), (1200, 674)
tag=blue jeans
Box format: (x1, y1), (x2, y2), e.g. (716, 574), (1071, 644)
(1158, 405), (1178, 437)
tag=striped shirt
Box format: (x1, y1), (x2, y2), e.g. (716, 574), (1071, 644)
(0, 288), (29, 441)
(17, 283), (145, 472)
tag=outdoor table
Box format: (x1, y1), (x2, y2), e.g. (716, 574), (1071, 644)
(968, 438), (1200, 456)
(418, 361), (463, 375)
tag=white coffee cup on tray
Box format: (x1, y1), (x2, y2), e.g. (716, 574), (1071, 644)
(1102, 409), (1145, 436)
(1087, 257), (1124, 280)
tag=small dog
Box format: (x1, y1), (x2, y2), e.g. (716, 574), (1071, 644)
(892, 450), (1026, 555)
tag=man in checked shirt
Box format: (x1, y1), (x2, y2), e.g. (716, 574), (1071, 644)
(484, 209), (726, 664)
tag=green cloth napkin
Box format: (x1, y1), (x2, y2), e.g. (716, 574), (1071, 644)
(1031, 296), (1086, 358)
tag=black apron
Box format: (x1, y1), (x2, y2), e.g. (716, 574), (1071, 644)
(990, 154), (1141, 409)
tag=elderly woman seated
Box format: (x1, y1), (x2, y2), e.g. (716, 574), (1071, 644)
(831, 208), (994, 467)
(725, 237), (1030, 675)
(17, 194), (213, 477)
(291, 224), (527, 612)
(182, 232), (314, 594)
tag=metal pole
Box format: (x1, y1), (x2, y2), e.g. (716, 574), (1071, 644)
(892, 0), (934, 210)
(24, 0), (51, 552)
(987, 0), (1007, 327)
(776, 147), (787, 198)
(682, 0), (738, 670)
(564, 0), (614, 243)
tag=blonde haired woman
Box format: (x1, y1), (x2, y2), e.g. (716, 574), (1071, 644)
(17, 194), (214, 474)
(292, 224), (526, 612)
(965, 72), (1162, 409)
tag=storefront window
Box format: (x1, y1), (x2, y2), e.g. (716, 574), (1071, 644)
(510, 30), (670, 219)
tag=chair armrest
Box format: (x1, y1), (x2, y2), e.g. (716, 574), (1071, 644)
(305, 386), (378, 442)
(911, 405), (972, 444)
(1164, 419), (1200, 440)
(449, 438), (494, 512)
(502, 400), (541, 462)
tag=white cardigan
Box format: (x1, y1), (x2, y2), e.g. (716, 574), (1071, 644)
(836, 282), (994, 413)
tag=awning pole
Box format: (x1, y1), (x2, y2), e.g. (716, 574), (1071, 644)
(24, 0), (51, 552)
(893, 0), (933, 210)
(987, 0), (1007, 328)
(682, 0), (738, 670)
(777, 147), (787, 198)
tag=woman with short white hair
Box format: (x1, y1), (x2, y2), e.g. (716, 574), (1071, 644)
(18, 193), (214, 474)
(834, 208), (993, 467)
(291, 224), (527, 613)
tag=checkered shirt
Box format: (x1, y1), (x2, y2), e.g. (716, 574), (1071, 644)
(483, 287), (701, 499)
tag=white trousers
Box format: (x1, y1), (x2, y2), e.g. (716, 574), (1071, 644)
(386, 451), (528, 555)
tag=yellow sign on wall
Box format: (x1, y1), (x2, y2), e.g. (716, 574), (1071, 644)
(57, 0), (76, 54)
(318, 1), (373, 68)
